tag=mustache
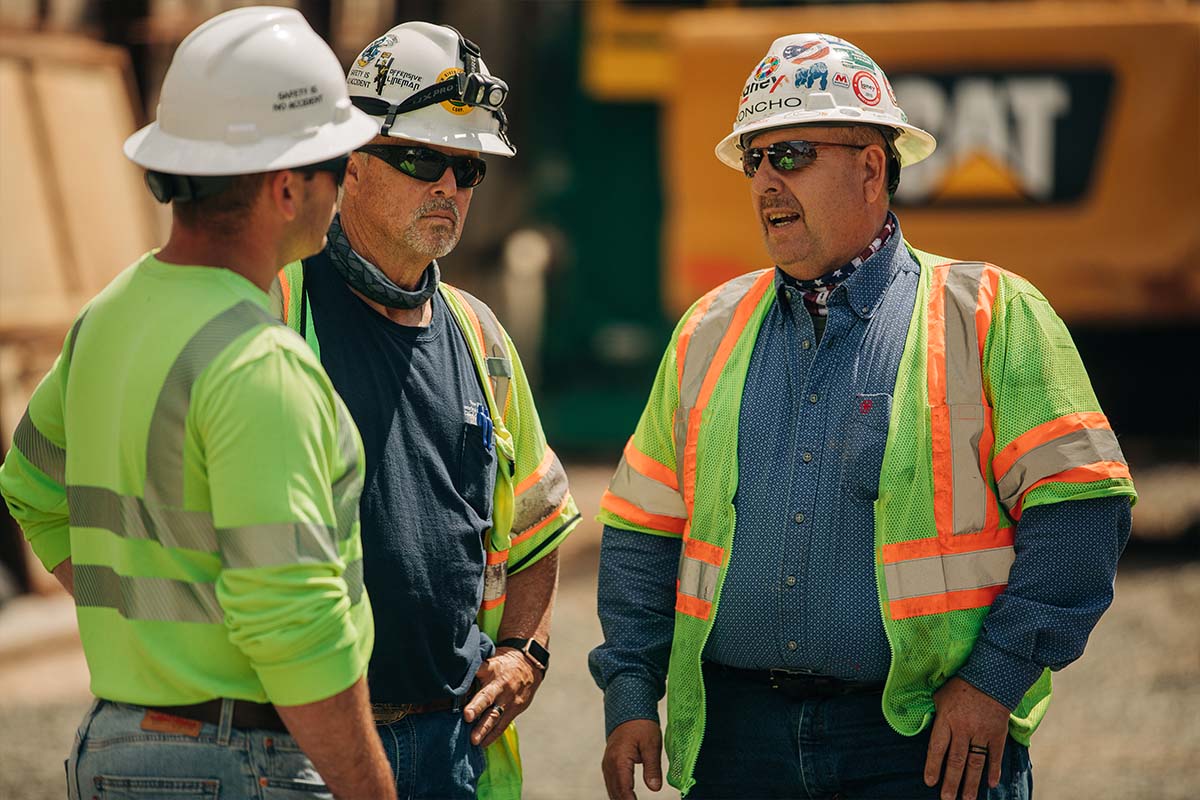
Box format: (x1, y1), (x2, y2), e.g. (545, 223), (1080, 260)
(414, 198), (460, 224)
(760, 197), (802, 214)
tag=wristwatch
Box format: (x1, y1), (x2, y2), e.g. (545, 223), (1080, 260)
(496, 637), (550, 673)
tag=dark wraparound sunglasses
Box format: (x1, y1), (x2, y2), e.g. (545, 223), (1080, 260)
(296, 154), (351, 186)
(742, 140), (868, 178)
(357, 144), (486, 188)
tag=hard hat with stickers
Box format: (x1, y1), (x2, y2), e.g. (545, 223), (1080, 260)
(714, 33), (936, 173)
(346, 22), (515, 157)
(123, 6), (377, 191)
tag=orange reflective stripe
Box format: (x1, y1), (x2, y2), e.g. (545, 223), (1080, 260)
(515, 447), (556, 496)
(481, 594), (506, 611)
(974, 266), (1002, 535)
(992, 412), (1113, 481)
(881, 527), (1015, 564)
(927, 264), (952, 536)
(623, 438), (678, 491)
(888, 585), (1006, 620)
(695, 271), (775, 411)
(1015, 460), (1133, 518)
(683, 536), (724, 567)
(600, 490), (686, 535)
(279, 273), (293, 324)
(675, 591), (712, 620)
(511, 493), (572, 545)
(443, 285), (487, 353)
(675, 287), (722, 389)
(487, 548), (509, 565)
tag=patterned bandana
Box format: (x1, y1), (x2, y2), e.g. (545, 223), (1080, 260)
(782, 213), (897, 316)
(326, 214), (440, 310)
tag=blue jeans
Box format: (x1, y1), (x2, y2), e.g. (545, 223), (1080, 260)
(68, 698), (332, 799)
(375, 708), (485, 800)
(690, 667), (1033, 799)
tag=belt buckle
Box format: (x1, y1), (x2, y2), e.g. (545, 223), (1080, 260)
(371, 704), (414, 725)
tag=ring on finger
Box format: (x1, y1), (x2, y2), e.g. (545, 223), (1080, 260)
(968, 743), (989, 756)
(492, 704), (505, 716)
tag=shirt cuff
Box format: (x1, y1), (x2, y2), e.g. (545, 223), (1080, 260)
(956, 636), (1047, 711)
(604, 674), (662, 738)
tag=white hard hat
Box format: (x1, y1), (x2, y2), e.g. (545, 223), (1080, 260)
(714, 33), (936, 171)
(346, 22), (515, 157)
(123, 6), (377, 176)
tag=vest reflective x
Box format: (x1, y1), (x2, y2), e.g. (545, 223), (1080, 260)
(599, 245), (1135, 795)
(274, 259), (579, 800)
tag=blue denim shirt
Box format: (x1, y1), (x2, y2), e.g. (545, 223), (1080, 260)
(589, 223), (1132, 735)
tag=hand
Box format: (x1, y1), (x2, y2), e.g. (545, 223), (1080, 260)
(463, 647), (545, 748)
(924, 677), (1012, 800)
(602, 719), (663, 800)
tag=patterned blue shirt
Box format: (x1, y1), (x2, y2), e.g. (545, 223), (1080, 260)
(589, 222), (1132, 735)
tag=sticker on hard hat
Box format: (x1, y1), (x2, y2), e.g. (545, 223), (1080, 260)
(736, 96), (802, 124)
(437, 68), (472, 115)
(754, 56), (781, 80)
(272, 85), (323, 112)
(374, 53), (394, 96)
(795, 63), (829, 91)
(832, 72), (850, 89)
(358, 34), (398, 68)
(852, 71), (881, 106)
(782, 41), (830, 65)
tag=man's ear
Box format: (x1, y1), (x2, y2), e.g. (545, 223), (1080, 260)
(267, 170), (300, 222)
(341, 153), (367, 199)
(862, 145), (888, 205)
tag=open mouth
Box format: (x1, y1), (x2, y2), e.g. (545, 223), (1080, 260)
(765, 210), (801, 228)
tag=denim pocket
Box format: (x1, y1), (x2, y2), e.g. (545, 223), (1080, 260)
(261, 735), (331, 798)
(93, 775), (219, 798)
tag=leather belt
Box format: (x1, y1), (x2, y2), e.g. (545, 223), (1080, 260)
(705, 662), (884, 699)
(371, 697), (459, 724)
(146, 699), (287, 732)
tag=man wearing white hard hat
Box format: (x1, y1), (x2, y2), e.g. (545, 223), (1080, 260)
(591, 33), (1134, 800)
(0, 7), (396, 798)
(272, 22), (577, 800)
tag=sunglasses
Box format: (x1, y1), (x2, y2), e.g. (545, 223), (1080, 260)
(296, 154), (351, 186)
(742, 140), (868, 178)
(357, 144), (486, 188)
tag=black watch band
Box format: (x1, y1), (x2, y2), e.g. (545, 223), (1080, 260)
(496, 637), (550, 672)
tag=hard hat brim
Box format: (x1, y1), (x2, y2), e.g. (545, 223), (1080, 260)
(123, 108), (380, 176)
(379, 125), (516, 158)
(714, 114), (937, 172)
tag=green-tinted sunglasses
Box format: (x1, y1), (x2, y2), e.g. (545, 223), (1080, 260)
(357, 144), (486, 188)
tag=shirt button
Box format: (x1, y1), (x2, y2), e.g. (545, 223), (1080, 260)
(794, 512), (805, 524)
(787, 640), (798, 651)
(861, 305), (870, 314)
(801, 339), (811, 350)
(785, 575), (797, 587)
(808, 393), (819, 404)
(802, 452), (813, 463)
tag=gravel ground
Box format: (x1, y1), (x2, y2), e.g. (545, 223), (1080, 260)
(2, 464), (1198, 799)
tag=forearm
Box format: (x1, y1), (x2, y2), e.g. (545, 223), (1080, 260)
(275, 675), (395, 800)
(958, 496), (1132, 708)
(498, 549), (558, 644)
(589, 525), (679, 735)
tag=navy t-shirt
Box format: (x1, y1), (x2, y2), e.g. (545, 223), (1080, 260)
(303, 250), (496, 704)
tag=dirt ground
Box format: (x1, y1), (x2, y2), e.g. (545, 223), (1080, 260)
(1, 463), (1198, 799)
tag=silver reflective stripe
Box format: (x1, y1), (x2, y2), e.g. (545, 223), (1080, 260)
(995, 427), (1125, 513)
(217, 521), (338, 569)
(331, 401), (364, 541)
(483, 560), (507, 603)
(68, 485), (217, 552)
(513, 451), (570, 533)
(73, 563), (223, 624)
(677, 551), (719, 604)
(672, 271), (766, 491)
(942, 264), (989, 535)
(609, 457), (687, 520)
(344, 557), (364, 605)
(14, 410), (66, 485)
(883, 547), (1015, 601)
(145, 301), (272, 507)
(455, 290), (512, 419)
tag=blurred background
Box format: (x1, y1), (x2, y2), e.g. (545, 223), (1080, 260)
(1, 0), (1197, 797)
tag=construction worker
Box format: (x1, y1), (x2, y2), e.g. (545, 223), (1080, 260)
(271, 22), (579, 800)
(0, 8), (396, 799)
(591, 33), (1136, 800)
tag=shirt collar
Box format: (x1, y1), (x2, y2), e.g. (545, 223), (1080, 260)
(773, 212), (912, 319)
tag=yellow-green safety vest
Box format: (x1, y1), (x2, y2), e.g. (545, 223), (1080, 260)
(598, 245), (1136, 795)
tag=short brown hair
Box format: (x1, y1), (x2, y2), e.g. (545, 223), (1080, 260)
(172, 172), (269, 235)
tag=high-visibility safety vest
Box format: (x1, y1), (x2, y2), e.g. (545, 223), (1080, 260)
(598, 245), (1136, 795)
(0, 255), (373, 709)
(274, 259), (580, 800)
